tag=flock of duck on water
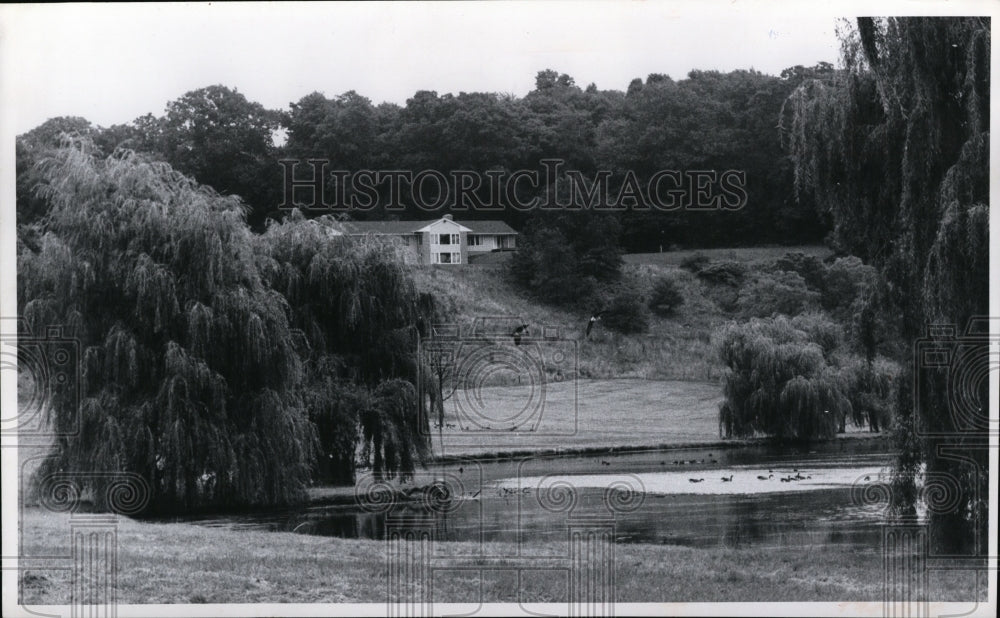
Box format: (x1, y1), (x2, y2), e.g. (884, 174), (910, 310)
(687, 469), (813, 484)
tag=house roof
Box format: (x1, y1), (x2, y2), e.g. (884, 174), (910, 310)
(343, 220), (427, 235)
(344, 218), (517, 235)
(457, 220), (517, 235)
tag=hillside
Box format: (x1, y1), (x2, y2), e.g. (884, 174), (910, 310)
(408, 246), (831, 383)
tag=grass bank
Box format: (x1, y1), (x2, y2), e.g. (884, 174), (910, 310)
(18, 508), (985, 604)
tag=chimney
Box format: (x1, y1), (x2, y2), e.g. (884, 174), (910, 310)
(443, 214), (453, 221)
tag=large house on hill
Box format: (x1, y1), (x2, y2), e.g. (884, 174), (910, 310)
(342, 215), (517, 265)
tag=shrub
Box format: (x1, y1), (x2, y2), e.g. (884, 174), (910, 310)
(773, 252), (826, 290)
(736, 270), (820, 318)
(648, 275), (685, 316)
(602, 290), (650, 334)
(821, 256), (876, 315)
(679, 253), (710, 273)
(696, 261), (746, 286)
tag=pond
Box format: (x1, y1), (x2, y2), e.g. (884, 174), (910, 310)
(176, 438), (899, 550)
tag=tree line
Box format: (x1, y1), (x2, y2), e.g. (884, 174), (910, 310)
(17, 65), (836, 251)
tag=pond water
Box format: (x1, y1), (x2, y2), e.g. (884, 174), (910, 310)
(175, 438), (900, 550)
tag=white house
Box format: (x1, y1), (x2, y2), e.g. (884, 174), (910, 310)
(342, 215), (517, 265)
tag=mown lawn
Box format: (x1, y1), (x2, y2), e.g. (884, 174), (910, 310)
(17, 508), (986, 605)
(431, 378), (724, 458)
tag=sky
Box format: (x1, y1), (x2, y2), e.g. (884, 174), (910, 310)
(1, 2), (847, 134)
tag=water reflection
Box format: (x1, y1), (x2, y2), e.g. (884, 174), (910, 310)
(177, 439), (895, 550)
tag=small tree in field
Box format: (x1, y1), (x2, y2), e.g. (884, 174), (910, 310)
(19, 140), (313, 513)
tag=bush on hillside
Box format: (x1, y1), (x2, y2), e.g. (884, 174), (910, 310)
(773, 252), (826, 290)
(679, 253), (711, 273)
(602, 290), (650, 334)
(696, 261), (746, 286)
(648, 274), (685, 316)
(736, 270), (820, 318)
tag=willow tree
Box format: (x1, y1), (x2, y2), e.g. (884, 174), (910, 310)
(717, 314), (850, 440)
(254, 211), (434, 482)
(18, 139), (315, 513)
(782, 18), (989, 551)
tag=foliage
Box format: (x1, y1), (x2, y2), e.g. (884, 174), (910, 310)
(679, 253), (710, 273)
(648, 275), (685, 316)
(736, 271), (820, 318)
(24, 62), (842, 250)
(717, 315), (849, 440)
(783, 17), (990, 551)
(695, 261), (747, 286)
(602, 290), (650, 334)
(510, 211), (622, 307)
(19, 139), (313, 513)
(839, 356), (898, 433)
(254, 211), (434, 481)
(98, 86), (285, 230)
(773, 252), (826, 290)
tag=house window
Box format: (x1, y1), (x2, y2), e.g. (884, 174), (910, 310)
(432, 252), (461, 264)
(438, 234), (451, 245)
(468, 235), (481, 246)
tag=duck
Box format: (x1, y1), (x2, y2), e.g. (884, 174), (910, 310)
(721, 475), (733, 482)
(688, 478), (704, 483)
(757, 474), (773, 481)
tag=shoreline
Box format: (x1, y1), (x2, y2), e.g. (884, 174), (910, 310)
(428, 431), (888, 465)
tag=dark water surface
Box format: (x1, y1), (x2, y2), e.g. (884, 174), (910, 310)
(174, 439), (896, 550)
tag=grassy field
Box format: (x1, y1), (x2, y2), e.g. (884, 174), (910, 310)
(428, 377), (881, 461)
(431, 378), (722, 458)
(18, 508), (986, 604)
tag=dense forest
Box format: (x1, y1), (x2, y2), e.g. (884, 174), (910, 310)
(16, 65), (835, 251)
